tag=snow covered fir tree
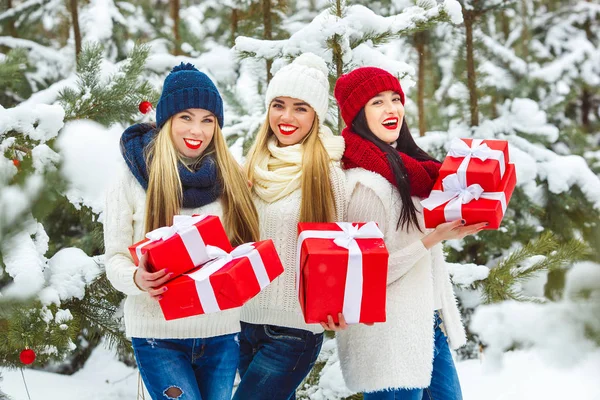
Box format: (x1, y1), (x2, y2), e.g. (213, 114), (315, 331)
(1, 0), (599, 398)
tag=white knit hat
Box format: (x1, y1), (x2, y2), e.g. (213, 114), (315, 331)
(265, 53), (330, 124)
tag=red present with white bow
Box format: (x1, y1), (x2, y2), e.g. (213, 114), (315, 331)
(128, 214), (232, 279)
(297, 222), (388, 325)
(438, 138), (510, 193)
(158, 240), (284, 320)
(421, 163), (517, 230)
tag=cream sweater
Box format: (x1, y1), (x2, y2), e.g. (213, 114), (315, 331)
(240, 165), (347, 334)
(104, 162), (240, 339)
(336, 168), (467, 392)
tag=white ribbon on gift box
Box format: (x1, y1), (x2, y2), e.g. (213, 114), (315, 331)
(186, 243), (272, 314)
(134, 214), (209, 266)
(420, 173), (507, 222)
(296, 222), (384, 324)
(448, 138), (506, 181)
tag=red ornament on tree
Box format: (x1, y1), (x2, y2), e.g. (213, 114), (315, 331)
(139, 101), (153, 114)
(19, 348), (36, 365)
(13, 159), (20, 167)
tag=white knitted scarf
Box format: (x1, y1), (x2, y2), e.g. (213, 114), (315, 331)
(253, 126), (345, 203)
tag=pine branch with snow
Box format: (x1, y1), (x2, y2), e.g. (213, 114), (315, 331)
(478, 232), (588, 303)
(58, 43), (158, 126)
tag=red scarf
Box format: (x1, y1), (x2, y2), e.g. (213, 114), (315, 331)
(341, 128), (441, 198)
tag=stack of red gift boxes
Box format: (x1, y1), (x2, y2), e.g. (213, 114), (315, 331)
(421, 138), (517, 229)
(129, 214), (284, 320)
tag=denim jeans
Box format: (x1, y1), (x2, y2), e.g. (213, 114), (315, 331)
(131, 333), (239, 400)
(364, 312), (463, 400)
(233, 322), (324, 400)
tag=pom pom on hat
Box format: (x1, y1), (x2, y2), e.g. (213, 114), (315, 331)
(334, 66), (404, 128)
(265, 52), (330, 124)
(156, 62), (224, 128)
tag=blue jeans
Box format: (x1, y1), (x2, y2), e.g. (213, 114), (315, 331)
(233, 322), (324, 400)
(131, 333), (239, 400)
(364, 313), (463, 400)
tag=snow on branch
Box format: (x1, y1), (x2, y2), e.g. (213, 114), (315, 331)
(234, 0), (462, 66)
(0, 0), (48, 22)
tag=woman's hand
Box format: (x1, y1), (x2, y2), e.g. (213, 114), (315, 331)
(421, 219), (487, 249)
(321, 313), (349, 332)
(133, 253), (173, 300)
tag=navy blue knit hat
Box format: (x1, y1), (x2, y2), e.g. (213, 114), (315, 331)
(156, 63), (224, 128)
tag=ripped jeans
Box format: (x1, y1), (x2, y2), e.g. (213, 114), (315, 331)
(131, 333), (239, 400)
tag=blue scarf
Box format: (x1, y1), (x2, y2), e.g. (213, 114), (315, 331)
(120, 123), (222, 208)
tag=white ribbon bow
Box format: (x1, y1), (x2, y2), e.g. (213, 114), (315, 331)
(135, 214), (209, 266)
(421, 173), (507, 222)
(187, 243), (271, 314)
(296, 222), (384, 324)
(448, 138), (506, 180)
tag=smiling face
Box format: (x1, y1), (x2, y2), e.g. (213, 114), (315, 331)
(170, 108), (216, 158)
(268, 97), (316, 146)
(364, 90), (405, 144)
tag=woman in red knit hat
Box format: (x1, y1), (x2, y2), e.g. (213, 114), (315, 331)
(331, 67), (485, 400)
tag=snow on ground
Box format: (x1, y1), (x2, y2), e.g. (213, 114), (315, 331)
(2, 343), (600, 399)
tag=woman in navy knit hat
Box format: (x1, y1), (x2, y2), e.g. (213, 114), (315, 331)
(104, 63), (259, 399)
(331, 67), (486, 400)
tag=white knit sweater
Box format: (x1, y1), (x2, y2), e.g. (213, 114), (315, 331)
(104, 162), (240, 339)
(336, 168), (466, 392)
(240, 165), (347, 334)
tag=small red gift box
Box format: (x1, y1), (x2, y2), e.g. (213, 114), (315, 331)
(158, 240), (284, 320)
(128, 214), (232, 279)
(421, 163), (517, 230)
(297, 222), (388, 325)
(439, 138), (510, 193)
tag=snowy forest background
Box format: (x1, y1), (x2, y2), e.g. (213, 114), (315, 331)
(1, 0), (600, 398)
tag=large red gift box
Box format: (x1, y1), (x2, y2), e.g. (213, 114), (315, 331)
(421, 163), (517, 230)
(128, 214), (232, 279)
(438, 138), (510, 193)
(158, 240), (284, 320)
(297, 222), (388, 325)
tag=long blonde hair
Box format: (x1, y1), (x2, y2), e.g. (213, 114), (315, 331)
(144, 120), (260, 246)
(245, 113), (336, 223)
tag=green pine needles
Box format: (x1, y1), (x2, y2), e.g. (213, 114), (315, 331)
(58, 43), (158, 126)
(477, 232), (589, 304)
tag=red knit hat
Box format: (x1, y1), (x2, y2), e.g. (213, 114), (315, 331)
(334, 67), (405, 127)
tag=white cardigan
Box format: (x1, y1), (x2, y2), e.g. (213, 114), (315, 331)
(104, 162), (241, 339)
(336, 168), (466, 392)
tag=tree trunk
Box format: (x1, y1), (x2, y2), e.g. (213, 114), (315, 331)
(170, 0), (180, 56)
(6, 0), (18, 38)
(330, 0), (344, 132)
(69, 0), (82, 60)
(582, 87), (591, 132)
(500, 9), (509, 41)
(262, 0), (273, 83)
(464, 10), (479, 127)
(230, 7), (239, 47)
(415, 31), (427, 136)
(520, 0), (529, 61)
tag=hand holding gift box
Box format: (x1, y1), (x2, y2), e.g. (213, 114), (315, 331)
(297, 222), (388, 325)
(128, 214), (232, 279)
(439, 138), (510, 192)
(158, 240), (284, 320)
(421, 163), (517, 230)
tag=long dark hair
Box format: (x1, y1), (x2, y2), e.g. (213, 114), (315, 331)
(351, 109), (438, 231)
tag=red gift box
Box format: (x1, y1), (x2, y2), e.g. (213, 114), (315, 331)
(421, 163), (517, 230)
(128, 214), (232, 279)
(158, 240), (284, 320)
(439, 138), (510, 193)
(297, 222), (388, 325)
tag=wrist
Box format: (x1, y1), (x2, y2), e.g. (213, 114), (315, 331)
(421, 231), (440, 249)
(132, 269), (145, 291)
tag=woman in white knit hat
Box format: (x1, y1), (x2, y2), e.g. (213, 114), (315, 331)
(233, 53), (346, 400)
